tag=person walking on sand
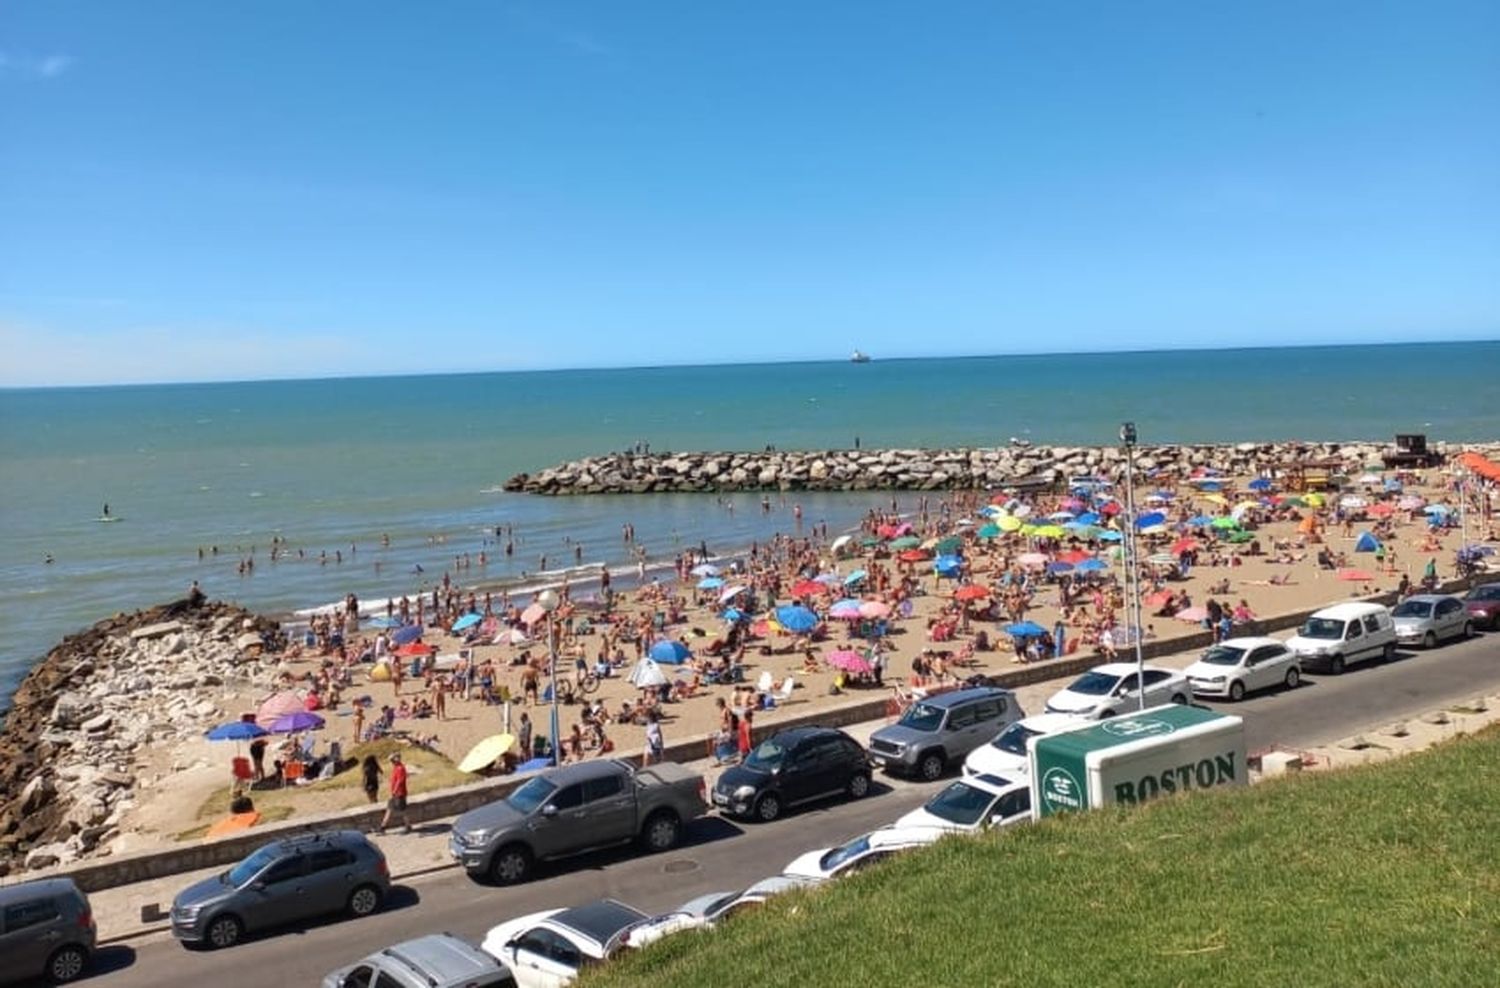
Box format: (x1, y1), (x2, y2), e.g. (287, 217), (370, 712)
(379, 753), (410, 834)
(643, 711), (664, 766)
(352, 703), (365, 744)
(361, 754), (381, 804)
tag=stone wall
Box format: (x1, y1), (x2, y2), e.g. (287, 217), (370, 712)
(503, 440), (1499, 495)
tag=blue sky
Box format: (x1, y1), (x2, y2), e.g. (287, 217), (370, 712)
(3, 2), (1497, 386)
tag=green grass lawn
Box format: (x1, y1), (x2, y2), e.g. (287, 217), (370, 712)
(594, 726), (1500, 988)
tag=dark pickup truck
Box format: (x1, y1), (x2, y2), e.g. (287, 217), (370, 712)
(449, 759), (706, 884)
(1381, 434), (1444, 469)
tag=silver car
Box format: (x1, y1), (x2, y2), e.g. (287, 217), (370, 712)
(0, 878), (95, 984)
(867, 686), (1024, 781)
(1392, 594), (1472, 648)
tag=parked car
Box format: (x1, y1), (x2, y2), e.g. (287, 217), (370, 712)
(0, 877), (95, 985)
(480, 899), (647, 988)
(1464, 583), (1500, 630)
(171, 830), (390, 949)
(781, 826), (946, 883)
(963, 713), (1085, 779)
(1043, 662), (1190, 719)
(322, 933), (513, 988)
(450, 759), (706, 885)
(867, 686), (1025, 781)
(1182, 637), (1301, 700)
(1285, 602), (1396, 673)
(713, 725), (871, 822)
(894, 773), (1033, 834)
(622, 876), (812, 950)
(1392, 594), (1473, 648)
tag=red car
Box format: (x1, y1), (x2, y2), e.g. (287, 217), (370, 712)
(1463, 583), (1500, 630)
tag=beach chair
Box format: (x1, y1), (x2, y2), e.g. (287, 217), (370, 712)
(755, 670), (774, 694)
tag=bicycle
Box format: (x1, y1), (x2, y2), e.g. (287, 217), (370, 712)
(554, 672), (601, 703)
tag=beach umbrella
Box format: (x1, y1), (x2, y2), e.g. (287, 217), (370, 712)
(451, 612), (482, 633)
(395, 642), (435, 657)
(1147, 553), (1179, 566)
(649, 640), (692, 664)
(1175, 606), (1208, 623)
(859, 600), (891, 618)
(1076, 559), (1108, 572)
(696, 576), (725, 590)
(933, 537), (963, 555)
(269, 711), (324, 734)
(1057, 549), (1090, 564)
(1227, 531), (1255, 544)
(1017, 552), (1048, 568)
(1075, 512), (1101, 526)
(691, 563), (720, 577)
(722, 607), (745, 622)
(1397, 495), (1425, 510)
(877, 522), (913, 539)
(1187, 514), (1216, 526)
(1357, 473), (1383, 485)
(898, 548), (931, 562)
(859, 536), (882, 547)
(255, 691), (306, 728)
(1337, 568), (1376, 582)
(206, 720), (268, 741)
(718, 584), (748, 603)
(1210, 516), (1240, 530)
(1138, 525), (1168, 537)
(843, 570), (869, 587)
(628, 658), (671, 689)
(1005, 621), (1046, 637)
(1200, 493), (1230, 506)
(367, 615), (401, 629)
(1247, 478), (1273, 491)
(1171, 537), (1199, 555)
(1339, 495), (1368, 510)
(934, 555), (963, 576)
(1303, 493), (1326, 507)
(998, 515), (1024, 533)
(1032, 525), (1067, 539)
(1368, 502), (1395, 518)
(826, 650), (872, 674)
(1144, 590), (1173, 608)
(1061, 497), (1087, 511)
(458, 734), (517, 774)
(1046, 562), (1074, 575)
(829, 600), (863, 619)
(1011, 504), (1034, 519)
(976, 523), (1002, 540)
(789, 579), (824, 598)
(889, 535), (922, 550)
(1048, 510), (1076, 521)
(520, 602), (548, 626)
(1134, 512), (1166, 530)
(814, 572), (844, 586)
(1281, 495), (1307, 507)
(1098, 530), (1124, 542)
(1424, 504), (1452, 516)
(391, 624), (423, 645)
(774, 605), (818, 633)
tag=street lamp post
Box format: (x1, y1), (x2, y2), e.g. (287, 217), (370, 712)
(1120, 422), (1146, 711)
(537, 589), (562, 764)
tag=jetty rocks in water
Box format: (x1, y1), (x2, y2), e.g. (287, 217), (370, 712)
(0, 599), (285, 877)
(503, 439), (1472, 495)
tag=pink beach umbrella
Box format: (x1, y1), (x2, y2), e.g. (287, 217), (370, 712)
(827, 650), (873, 674)
(520, 602), (548, 626)
(829, 601), (863, 620)
(1017, 552), (1048, 568)
(858, 601), (891, 619)
(1175, 606), (1209, 623)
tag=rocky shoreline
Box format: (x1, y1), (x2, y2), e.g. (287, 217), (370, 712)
(0, 599), (285, 877)
(503, 439), (1499, 495)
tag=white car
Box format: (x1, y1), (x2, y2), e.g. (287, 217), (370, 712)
(895, 774), (1033, 834)
(1182, 637), (1301, 700)
(621, 876), (812, 949)
(481, 899), (647, 988)
(1043, 662), (1190, 720)
(964, 713), (1085, 778)
(781, 826), (947, 883)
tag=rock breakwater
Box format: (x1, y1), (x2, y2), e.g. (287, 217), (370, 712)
(0, 599), (285, 877)
(503, 439), (1495, 495)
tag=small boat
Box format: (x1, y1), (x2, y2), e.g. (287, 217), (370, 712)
(850, 350), (871, 363)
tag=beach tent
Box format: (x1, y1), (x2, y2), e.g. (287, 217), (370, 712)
(1354, 532), (1381, 553)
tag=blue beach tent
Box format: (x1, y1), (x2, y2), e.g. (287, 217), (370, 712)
(1353, 532), (1381, 553)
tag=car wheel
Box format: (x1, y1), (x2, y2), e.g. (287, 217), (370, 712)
(46, 945), (88, 984)
(1098, 709), (1116, 720)
(1330, 655), (1345, 675)
(848, 772), (871, 799)
(641, 810), (682, 852)
(1462, 621), (1473, 639)
(1228, 681), (1246, 702)
(1423, 631), (1437, 649)
(918, 752), (946, 782)
(1284, 667), (1300, 690)
(206, 914), (243, 950)
(754, 792), (782, 822)
(489, 845), (532, 885)
(1170, 693), (1188, 705)
(1383, 642), (1396, 661)
(347, 883), (382, 917)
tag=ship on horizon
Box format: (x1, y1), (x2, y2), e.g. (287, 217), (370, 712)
(850, 349), (871, 363)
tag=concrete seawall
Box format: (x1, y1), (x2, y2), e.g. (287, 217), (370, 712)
(501, 440), (1497, 495)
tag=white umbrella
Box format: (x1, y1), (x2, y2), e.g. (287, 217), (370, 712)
(628, 658), (670, 689)
(830, 534), (854, 554)
(718, 584), (748, 603)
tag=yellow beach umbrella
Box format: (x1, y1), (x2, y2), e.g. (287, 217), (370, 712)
(1201, 493), (1229, 506)
(1303, 492), (1326, 507)
(999, 515), (1024, 532)
(1032, 525), (1066, 538)
(458, 733), (517, 773)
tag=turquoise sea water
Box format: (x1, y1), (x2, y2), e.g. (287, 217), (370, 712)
(2, 341), (1497, 718)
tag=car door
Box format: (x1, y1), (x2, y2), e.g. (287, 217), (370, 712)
(990, 788), (1032, 829)
(945, 702), (980, 756)
(304, 847), (358, 916)
(582, 771), (636, 844)
(971, 697), (1007, 752)
(1252, 644), (1288, 690)
(1140, 670), (1174, 706)
(244, 852), (312, 930)
(1, 896), (62, 977)
(1439, 598), (1465, 638)
(506, 929), (576, 988)
(1113, 671), (1141, 710)
(533, 783), (586, 857)
(780, 738), (830, 804)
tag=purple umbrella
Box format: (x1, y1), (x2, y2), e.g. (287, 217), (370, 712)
(270, 711), (325, 734)
(391, 625), (423, 645)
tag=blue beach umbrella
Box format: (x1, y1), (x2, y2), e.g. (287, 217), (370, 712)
(1135, 511), (1167, 530)
(649, 640), (692, 664)
(1075, 512), (1101, 526)
(697, 576), (725, 590)
(1098, 530), (1124, 542)
(1076, 559), (1108, 572)
(391, 625), (423, 645)
(1046, 562), (1074, 575)
(451, 612), (482, 633)
(1424, 504), (1451, 516)
(1005, 621), (1047, 637)
(1188, 515), (1216, 526)
(843, 570), (868, 586)
(722, 607), (745, 623)
(774, 605), (819, 634)
(933, 555), (963, 576)
(206, 720), (268, 741)
(1247, 478), (1272, 491)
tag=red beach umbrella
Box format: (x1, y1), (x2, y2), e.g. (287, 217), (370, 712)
(791, 580), (827, 598)
(954, 585), (990, 602)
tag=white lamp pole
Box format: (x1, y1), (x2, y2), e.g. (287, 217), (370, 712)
(1120, 423), (1146, 711)
(537, 589), (562, 764)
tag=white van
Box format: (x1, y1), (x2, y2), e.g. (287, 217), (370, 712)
(1285, 601), (1396, 674)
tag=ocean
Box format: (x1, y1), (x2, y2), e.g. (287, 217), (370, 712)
(2, 340), (1497, 719)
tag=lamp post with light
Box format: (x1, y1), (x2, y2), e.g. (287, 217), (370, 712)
(1120, 422), (1146, 711)
(536, 589), (562, 764)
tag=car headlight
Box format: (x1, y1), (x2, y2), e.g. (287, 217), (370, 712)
(733, 785), (756, 800)
(463, 829), (488, 844)
(1205, 675), (1226, 683)
(175, 903), (202, 919)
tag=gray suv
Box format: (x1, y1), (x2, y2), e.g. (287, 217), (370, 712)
(868, 686), (1024, 781)
(323, 933), (514, 988)
(172, 830), (390, 949)
(0, 878), (95, 984)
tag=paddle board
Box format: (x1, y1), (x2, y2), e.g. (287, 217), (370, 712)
(95, 516), (123, 523)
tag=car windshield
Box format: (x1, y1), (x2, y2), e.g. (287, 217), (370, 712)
(1392, 601), (1434, 618)
(746, 738), (787, 771)
(701, 892), (742, 919)
(1199, 645), (1249, 667)
(1067, 671), (1120, 696)
(226, 844), (282, 887)
(1300, 617), (1345, 640)
(819, 834), (872, 872)
(923, 782), (1001, 826)
(991, 722), (1041, 755)
(507, 776), (558, 814)
(898, 702), (944, 731)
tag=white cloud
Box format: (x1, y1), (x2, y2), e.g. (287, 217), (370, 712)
(0, 51), (76, 80)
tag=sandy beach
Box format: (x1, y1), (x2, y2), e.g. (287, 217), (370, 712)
(112, 462), (1495, 850)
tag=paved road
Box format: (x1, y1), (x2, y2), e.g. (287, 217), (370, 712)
(81, 632), (1500, 988)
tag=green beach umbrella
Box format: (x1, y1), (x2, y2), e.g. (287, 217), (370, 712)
(860, 536), (882, 547)
(977, 523), (1001, 540)
(889, 535), (922, 550)
(1211, 516), (1241, 530)
(934, 536), (963, 555)
(1228, 530), (1255, 543)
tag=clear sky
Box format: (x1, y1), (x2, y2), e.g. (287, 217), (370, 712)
(3, 2), (1497, 386)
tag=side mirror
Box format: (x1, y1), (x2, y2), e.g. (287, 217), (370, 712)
(250, 880), (267, 892)
(541, 804), (558, 818)
(989, 814), (1004, 827)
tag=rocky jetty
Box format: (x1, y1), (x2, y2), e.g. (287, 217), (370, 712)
(503, 439), (1495, 495)
(0, 599), (285, 877)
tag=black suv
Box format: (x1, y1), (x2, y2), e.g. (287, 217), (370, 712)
(712, 726), (871, 822)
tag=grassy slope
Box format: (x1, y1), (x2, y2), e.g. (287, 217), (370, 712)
(595, 728), (1500, 988)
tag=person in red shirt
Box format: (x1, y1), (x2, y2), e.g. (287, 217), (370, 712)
(737, 709), (753, 761)
(379, 752), (410, 834)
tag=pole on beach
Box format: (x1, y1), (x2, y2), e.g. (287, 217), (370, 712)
(1120, 422), (1146, 712)
(538, 589), (562, 765)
